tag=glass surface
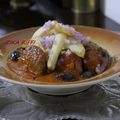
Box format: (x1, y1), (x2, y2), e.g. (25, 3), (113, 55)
(0, 75), (120, 120)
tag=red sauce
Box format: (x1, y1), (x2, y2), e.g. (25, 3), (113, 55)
(7, 60), (68, 83)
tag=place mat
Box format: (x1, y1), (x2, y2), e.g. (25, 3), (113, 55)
(0, 75), (120, 120)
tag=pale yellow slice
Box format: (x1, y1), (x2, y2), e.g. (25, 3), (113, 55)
(47, 33), (66, 70)
(68, 43), (85, 58)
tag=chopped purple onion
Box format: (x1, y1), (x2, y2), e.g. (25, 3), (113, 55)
(65, 49), (71, 56)
(61, 23), (89, 43)
(89, 42), (95, 48)
(80, 36), (90, 44)
(62, 24), (76, 33)
(96, 64), (102, 73)
(41, 35), (55, 48)
(40, 21), (90, 50)
(43, 20), (52, 31)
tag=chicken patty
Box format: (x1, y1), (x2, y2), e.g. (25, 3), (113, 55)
(56, 49), (83, 80)
(7, 45), (46, 78)
(83, 42), (111, 75)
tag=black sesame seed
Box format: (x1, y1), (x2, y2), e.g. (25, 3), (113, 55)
(56, 72), (74, 81)
(82, 71), (94, 78)
(10, 51), (20, 61)
(33, 77), (37, 80)
(22, 47), (26, 50)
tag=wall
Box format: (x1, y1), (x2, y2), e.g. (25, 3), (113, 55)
(101, 0), (120, 24)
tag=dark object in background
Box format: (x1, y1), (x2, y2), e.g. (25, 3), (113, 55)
(71, 0), (99, 13)
(10, 0), (33, 9)
(0, 0), (120, 35)
(0, 0), (54, 31)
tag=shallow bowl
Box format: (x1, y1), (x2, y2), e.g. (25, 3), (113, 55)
(0, 26), (120, 95)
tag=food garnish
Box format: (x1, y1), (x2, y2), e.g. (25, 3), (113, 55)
(32, 20), (86, 70)
(47, 33), (66, 70)
(68, 43), (85, 58)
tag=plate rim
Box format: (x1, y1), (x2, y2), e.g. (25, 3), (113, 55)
(0, 25), (120, 87)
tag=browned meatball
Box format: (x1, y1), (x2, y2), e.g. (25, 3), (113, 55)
(7, 45), (46, 78)
(56, 49), (83, 80)
(83, 42), (111, 74)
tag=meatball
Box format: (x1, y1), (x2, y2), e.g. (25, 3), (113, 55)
(83, 42), (111, 74)
(56, 49), (82, 80)
(7, 45), (46, 78)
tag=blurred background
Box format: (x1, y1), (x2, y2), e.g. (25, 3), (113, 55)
(0, 0), (120, 36)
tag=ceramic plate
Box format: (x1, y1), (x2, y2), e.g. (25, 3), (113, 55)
(0, 26), (120, 95)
